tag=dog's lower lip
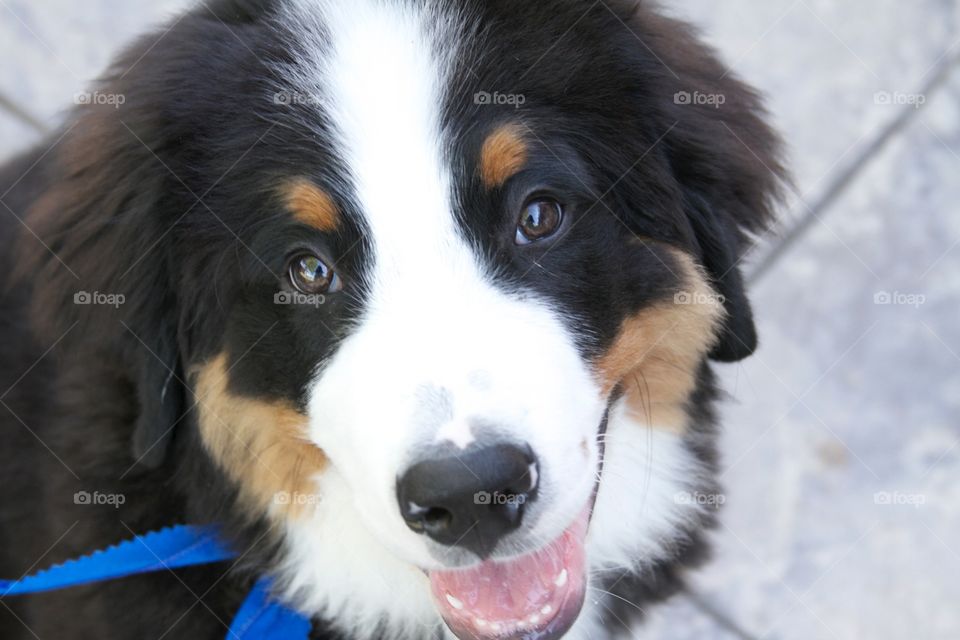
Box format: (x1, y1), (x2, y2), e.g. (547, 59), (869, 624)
(428, 505), (590, 640)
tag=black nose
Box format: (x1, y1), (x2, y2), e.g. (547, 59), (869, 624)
(397, 443), (538, 558)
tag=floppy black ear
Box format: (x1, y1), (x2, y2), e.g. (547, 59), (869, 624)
(13, 90), (192, 470)
(627, 6), (788, 362)
(132, 320), (186, 469)
(686, 193), (758, 362)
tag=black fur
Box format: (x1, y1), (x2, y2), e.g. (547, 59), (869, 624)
(0, 1), (783, 638)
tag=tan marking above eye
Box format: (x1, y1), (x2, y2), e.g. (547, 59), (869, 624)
(594, 248), (725, 434)
(283, 179), (340, 232)
(479, 123), (528, 189)
(192, 354), (327, 519)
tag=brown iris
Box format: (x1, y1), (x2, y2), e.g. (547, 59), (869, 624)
(516, 198), (563, 245)
(288, 254), (339, 294)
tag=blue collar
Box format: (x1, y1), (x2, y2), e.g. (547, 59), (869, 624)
(0, 525), (311, 639)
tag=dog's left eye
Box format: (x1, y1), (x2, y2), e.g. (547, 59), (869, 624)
(515, 198), (564, 245)
(288, 254), (341, 294)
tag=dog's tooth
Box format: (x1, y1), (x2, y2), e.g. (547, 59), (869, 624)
(528, 614), (541, 625)
(540, 604), (553, 615)
(475, 618), (487, 628)
(445, 594), (464, 610)
(554, 569), (568, 587)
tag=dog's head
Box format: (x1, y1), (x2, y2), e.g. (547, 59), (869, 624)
(20, 0), (783, 637)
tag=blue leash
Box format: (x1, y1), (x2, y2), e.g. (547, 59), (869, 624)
(0, 525), (311, 639)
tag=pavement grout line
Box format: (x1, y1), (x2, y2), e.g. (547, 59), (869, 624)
(747, 51), (960, 287)
(0, 89), (49, 135)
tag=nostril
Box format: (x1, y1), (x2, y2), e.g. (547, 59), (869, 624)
(402, 502), (454, 534)
(422, 507), (453, 534)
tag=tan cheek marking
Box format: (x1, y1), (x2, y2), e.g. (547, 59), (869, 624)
(284, 179), (340, 232)
(479, 123), (528, 189)
(193, 354), (327, 519)
(595, 250), (724, 434)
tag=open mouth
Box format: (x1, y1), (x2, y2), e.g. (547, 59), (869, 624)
(429, 504), (590, 640)
(428, 410), (609, 640)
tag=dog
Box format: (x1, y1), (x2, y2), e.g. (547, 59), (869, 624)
(0, 0), (784, 638)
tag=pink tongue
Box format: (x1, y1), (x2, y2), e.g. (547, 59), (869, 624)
(429, 510), (589, 640)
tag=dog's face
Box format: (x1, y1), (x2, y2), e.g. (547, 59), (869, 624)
(23, 0), (782, 638)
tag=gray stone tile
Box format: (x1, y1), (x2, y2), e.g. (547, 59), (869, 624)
(670, 0), (959, 227)
(679, 70), (960, 640)
(0, 0), (193, 135)
(0, 112), (41, 163)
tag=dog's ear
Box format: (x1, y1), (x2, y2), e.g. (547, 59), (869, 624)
(629, 6), (788, 362)
(131, 316), (186, 469)
(685, 193), (759, 361)
(13, 97), (190, 471)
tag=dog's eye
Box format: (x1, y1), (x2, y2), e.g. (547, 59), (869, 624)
(516, 198), (563, 245)
(288, 254), (341, 294)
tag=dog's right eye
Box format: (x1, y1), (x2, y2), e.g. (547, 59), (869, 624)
(288, 254), (341, 294)
(515, 198), (564, 245)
